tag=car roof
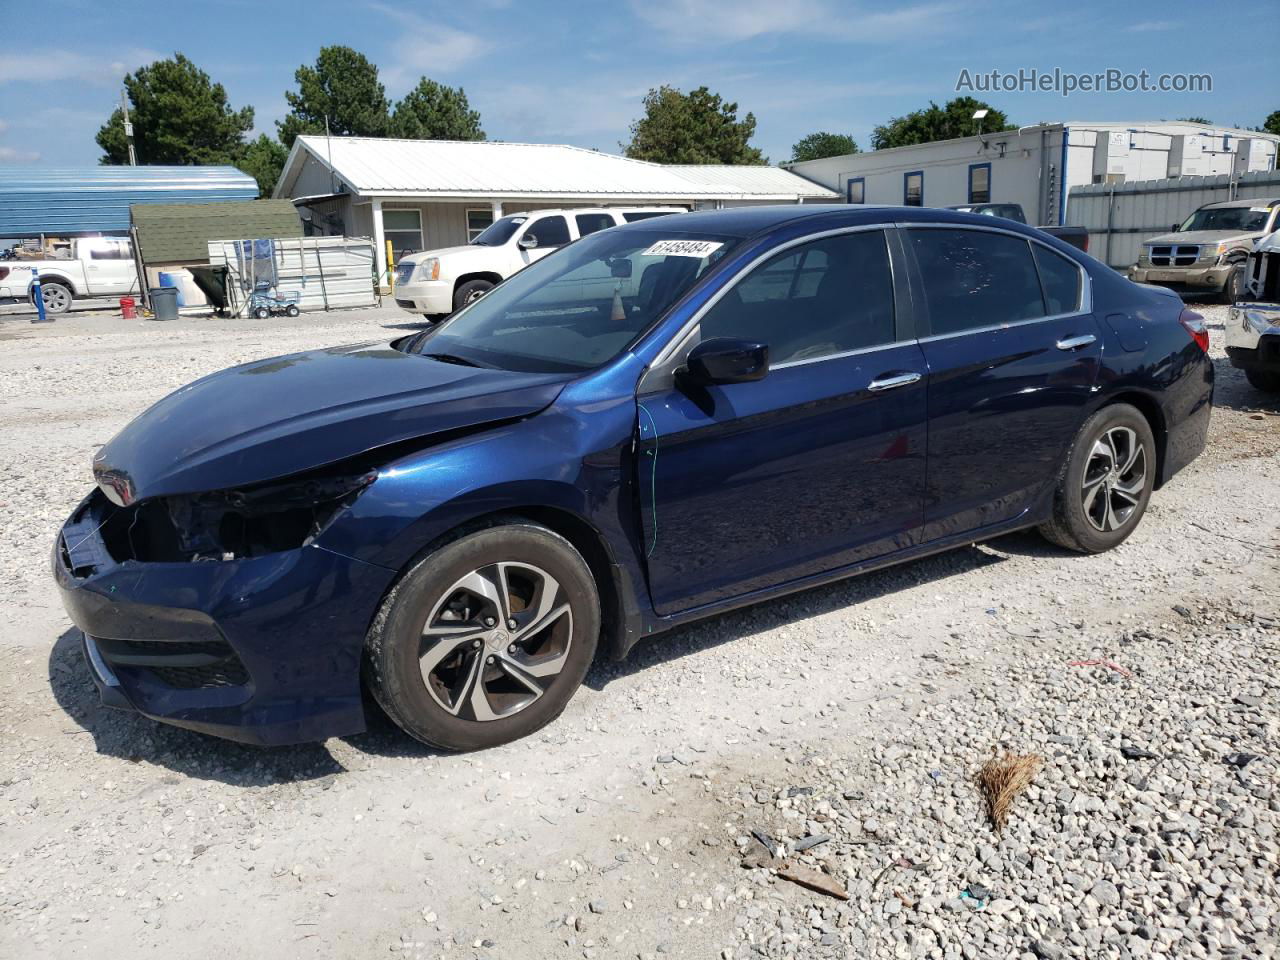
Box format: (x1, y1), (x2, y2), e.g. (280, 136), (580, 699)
(610, 203), (1040, 239)
(1202, 197), (1280, 209)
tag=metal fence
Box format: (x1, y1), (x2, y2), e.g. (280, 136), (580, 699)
(207, 236), (377, 314)
(1067, 170), (1280, 270)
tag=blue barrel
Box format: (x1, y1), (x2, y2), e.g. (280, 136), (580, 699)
(158, 272), (185, 306)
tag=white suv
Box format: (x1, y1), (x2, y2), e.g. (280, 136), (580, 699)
(393, 207), (684, 318)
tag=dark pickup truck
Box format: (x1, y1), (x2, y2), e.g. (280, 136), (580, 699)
(944, 203), (1090, 253)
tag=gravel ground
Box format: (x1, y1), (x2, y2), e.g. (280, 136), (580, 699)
(0, 302), (1276, 960)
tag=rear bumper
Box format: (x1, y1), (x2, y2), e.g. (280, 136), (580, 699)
(1127, 264), (1231, 294)
(394, 279), (453, 315)
(55, 491), (396, 745)
(1225, 304), (1280, 371)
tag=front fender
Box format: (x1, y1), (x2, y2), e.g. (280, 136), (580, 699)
(316, 386), (646, 579)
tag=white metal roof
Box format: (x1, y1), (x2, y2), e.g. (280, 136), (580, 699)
(279, 136), (836, 201)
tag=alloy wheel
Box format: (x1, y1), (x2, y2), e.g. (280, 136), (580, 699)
(418, 562), (572, 721)
(41, 285), (70, 312)
(1081, 426), (1146, 533)
(465, 287), (486, 304)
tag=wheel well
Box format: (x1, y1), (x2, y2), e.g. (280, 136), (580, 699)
(454, 272), (502, 295)
(34, 275), (75, 294)
(508, 506), (625, 660)
(1101, 392), (1168, 488)
(373, 506), (628, 664)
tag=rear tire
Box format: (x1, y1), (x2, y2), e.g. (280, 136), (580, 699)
(453, 279), (494, 311)
(36, 281), (72, 314)
(365, 522), (599, 751)
(285, 304), (300, 318)
(253, 306), (270, 319)
(1039, 403), (1156, 554)
(1245, 368), (1280, 394)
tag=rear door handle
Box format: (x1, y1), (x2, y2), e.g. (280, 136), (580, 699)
(1056, 334), (1097, 351)
(867, 371), (922, 393)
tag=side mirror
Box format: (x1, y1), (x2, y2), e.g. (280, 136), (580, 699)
(609, 258), (633, 279)
(517, 234), (538, 250)
(682, 338), (769, 386)
(1171, 223), (1180, 232)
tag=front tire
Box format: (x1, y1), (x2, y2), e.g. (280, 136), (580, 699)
(1220, 265), (1245, 304)
(1039, 403), (1156, 554)
(453, 279), (494, 311)
(1245, 368), (1280, 394)
(365, 522), (600, 751)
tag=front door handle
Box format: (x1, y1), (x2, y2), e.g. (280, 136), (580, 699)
(867, 371), (922, 393)
(1056, 333), (1097, 351)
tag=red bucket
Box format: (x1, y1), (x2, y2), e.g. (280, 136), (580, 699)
(120, 296), (136, 320)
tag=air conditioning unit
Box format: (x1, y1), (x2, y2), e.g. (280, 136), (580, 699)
(1092, 131), (1130, 180)
(1167, 134), (1209, 177)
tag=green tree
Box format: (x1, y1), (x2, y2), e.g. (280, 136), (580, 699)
(390, 78), (484, 140)
(791, 132), (858, 162)
(1176, 116), (1212, 124)
(871, 97), (1013, 150)
(278, 46), (390, 148)
(237, 134), (289, 196)
(1263, 110), (1280, 137)
(95, 53), (254, 165)
(623, 86), (766, 164)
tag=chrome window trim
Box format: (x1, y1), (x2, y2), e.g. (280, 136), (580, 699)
(649, 223), (898, 370)
(770, 338), (905, 370)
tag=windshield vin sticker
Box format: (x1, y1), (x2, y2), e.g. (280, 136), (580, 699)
(641, 239), (724, 258)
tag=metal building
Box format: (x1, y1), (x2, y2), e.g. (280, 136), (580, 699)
(0, 166), (259, 238)
(274, 136), (837, 283)
(783, 121), (1280, 227)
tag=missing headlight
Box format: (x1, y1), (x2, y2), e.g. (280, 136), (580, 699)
(100, 468), (376, 563)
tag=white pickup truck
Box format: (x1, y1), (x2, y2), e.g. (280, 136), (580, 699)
(393, 207), (683, 319)
(0, 237), (140, 313)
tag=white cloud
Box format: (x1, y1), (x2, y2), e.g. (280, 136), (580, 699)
(0, 47), (162, 86)
(369, 3), (491, 90)
(1125, 19), (1179, 32)
(629, 0), (964, 44)
(0, 145), (41, 163)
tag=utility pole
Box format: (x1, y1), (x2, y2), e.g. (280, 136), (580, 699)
(121, 88), (137, 166)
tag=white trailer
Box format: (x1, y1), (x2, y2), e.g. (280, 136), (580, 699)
(783, 122), (1279, 228)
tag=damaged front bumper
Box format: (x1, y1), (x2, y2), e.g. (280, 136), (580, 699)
(1225, 303), (1280, 374)
(54, 489), (397, 745)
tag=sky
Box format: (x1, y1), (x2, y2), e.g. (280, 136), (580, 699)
(0, 0), (1276, 169)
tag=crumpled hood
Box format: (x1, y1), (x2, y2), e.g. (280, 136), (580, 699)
(92, 342), (571, 505)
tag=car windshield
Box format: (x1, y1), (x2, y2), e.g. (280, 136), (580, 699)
(416, 229), (740, 372)
(1178, 206), (1271, 232)
(471, 215), (528, 246)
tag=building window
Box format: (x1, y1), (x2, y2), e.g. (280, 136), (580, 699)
(383, 208), (423, 258)
(466, 208), (493, 243)
(903, 171), (923, 206)
(846, 177), (865, 204)
(968, 163), (991, 204)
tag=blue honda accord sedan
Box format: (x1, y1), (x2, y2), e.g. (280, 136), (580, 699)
(55, 205), (1212, 750)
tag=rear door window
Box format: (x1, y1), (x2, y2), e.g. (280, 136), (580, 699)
(524, 216), (570, 248)
(575, 213), (617, 237)
(909, 228), (1047, 335)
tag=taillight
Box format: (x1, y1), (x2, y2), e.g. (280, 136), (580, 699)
(1178, 307), (1209, 353)
(0, 267), (8, 281)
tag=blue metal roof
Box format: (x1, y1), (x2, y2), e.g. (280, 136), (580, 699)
(0, 166), (258, 236)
